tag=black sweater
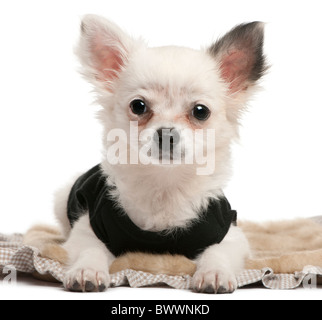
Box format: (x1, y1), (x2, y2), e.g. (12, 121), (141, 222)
(67, 165), (237, 259)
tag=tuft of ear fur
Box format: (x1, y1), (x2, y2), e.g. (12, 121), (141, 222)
(76, 15), (138, 91)
(208, 22), (267, 94)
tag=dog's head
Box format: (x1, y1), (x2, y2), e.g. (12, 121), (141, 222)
(76, 15), (266, 176)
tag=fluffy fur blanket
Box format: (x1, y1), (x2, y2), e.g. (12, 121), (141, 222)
(242, 217), (322, 273)
(2, 217), (321, 290)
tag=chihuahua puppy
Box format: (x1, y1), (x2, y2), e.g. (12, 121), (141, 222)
(54, 15), (266, 293)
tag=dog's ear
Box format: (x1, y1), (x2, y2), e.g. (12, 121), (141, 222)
(208, 22), (267, 94)
(76, 15), (139, 91)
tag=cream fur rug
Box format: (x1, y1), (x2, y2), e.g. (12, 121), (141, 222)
(242, 217), (322, 273)
(23, 217), (322, 278)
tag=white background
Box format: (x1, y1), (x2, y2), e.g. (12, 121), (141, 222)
(1, 0), (322, 300)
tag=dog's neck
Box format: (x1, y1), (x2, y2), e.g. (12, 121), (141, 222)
(101, 158), (230, 231)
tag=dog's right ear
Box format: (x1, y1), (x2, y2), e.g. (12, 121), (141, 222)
(76, 15), (139, 91)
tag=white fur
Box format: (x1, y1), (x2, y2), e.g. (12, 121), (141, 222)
(55, 15), (265, 293)
(193, 226), (250, 293)
(53, 177), (77, 238)
(62, 214), (114, 291)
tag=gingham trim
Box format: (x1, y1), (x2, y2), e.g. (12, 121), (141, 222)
(0, 233), (321, 290)
(110, 269), (193, 290)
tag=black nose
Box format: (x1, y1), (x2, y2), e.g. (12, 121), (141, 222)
(154, 127), (179, 149)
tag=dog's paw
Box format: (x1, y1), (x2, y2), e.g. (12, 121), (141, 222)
(64, 268), (110, 292)
(192, 268), (237, 294)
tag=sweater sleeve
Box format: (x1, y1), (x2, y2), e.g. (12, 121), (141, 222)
(67, 165), (103, 227)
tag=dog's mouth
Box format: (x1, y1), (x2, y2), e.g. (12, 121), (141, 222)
(147, 146), (184, 164)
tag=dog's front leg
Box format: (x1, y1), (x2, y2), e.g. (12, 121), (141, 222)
(62, 214), (115, 292)
(192, 226), (250, 294)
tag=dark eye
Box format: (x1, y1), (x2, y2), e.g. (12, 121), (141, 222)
(192, 104), (211, 121)
(130, 99), (147, 115)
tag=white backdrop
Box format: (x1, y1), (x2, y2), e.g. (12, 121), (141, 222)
(0, 0), (322, 299)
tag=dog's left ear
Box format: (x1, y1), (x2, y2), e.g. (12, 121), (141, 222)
(208, 22), (267, 94)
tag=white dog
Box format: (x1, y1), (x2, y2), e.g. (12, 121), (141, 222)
(54, 15), (266, 293)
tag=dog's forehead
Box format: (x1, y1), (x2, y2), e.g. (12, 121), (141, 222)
(138, 46), (215, 78)
(123, 46), (222, 100)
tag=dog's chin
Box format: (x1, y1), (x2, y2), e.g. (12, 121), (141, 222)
(142, 157), (200, 176)
(145, 148), (190, 167)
